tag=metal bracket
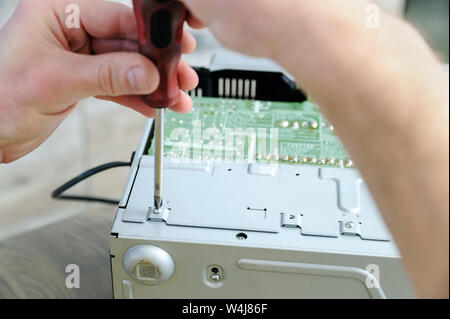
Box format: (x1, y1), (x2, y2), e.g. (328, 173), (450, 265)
(340, 220), (362, 237)
(281, 213), (303, 229)
(147, 207), (170, 222)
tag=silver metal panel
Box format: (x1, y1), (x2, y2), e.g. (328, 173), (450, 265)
(237, 259), (386, 299)
(319, 168), (391, 241)
(112, 209), (400, 257)
(110, 237), (415, 299)
(358, 182), (392, 241)
(320, 168), (363, 214)
(122, 155), (392, 240)
(111, 118), (414, 298)
(119, 120), (153, 208)
(279, 167), (340, 238)
(124, 157), (280, 232)
(122, 280), (134, 299)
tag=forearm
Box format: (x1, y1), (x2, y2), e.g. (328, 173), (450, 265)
(277, 8), (449, 298)
(345, 73), (449, 298)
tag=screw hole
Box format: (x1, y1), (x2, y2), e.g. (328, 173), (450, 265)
(228, 168), (232, 171)
(211, 267), (219, 274)
(295, 173), (300, 176)
(236, 232), (247, 240)
(289, 215), (296, 220)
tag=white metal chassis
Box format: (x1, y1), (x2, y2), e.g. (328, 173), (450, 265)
(110, 120), (415, 299)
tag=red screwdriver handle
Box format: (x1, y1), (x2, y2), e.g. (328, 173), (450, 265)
(133, 0), (187, 108)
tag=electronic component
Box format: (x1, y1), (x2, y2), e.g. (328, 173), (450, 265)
(149, 98), (351, 167)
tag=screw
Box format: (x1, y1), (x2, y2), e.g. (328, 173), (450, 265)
(210, 274), (221, 282)
(236, 232), (247, 240)
(345, 221), (355, 229)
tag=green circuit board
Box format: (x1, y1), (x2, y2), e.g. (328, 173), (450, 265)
(149, 97), (353, 168)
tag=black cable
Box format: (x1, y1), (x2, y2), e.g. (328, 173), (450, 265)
(52, 152), (135, 206)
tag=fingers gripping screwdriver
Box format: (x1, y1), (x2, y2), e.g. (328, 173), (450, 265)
(132, 0), (187, 210)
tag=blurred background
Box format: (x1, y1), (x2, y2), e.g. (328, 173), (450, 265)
(0, 0), (448, 298)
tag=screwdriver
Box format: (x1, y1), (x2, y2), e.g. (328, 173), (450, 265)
(132, 0), (187, 211)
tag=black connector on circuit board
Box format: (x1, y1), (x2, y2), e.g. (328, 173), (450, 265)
(191, 67), (307, 103)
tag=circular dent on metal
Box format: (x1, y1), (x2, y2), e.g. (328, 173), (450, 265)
(123, 245), (175, 286)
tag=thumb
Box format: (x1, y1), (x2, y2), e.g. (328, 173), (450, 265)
(67, 51), (160, 99)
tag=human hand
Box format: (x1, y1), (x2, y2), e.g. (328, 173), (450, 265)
(0, 0), (198, 163)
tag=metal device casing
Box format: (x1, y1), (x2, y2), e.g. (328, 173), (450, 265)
(109, 53), (415, 299)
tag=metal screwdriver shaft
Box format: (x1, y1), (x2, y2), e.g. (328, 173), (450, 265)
(154, 109), (164, 211)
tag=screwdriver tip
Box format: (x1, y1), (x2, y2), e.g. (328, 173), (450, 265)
(154, 196), (163, 211)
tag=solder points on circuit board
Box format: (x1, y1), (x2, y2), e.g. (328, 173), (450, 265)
(149, 97), (353, 168)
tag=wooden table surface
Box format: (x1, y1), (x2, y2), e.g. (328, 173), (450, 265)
(0, 207), (115, 299)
